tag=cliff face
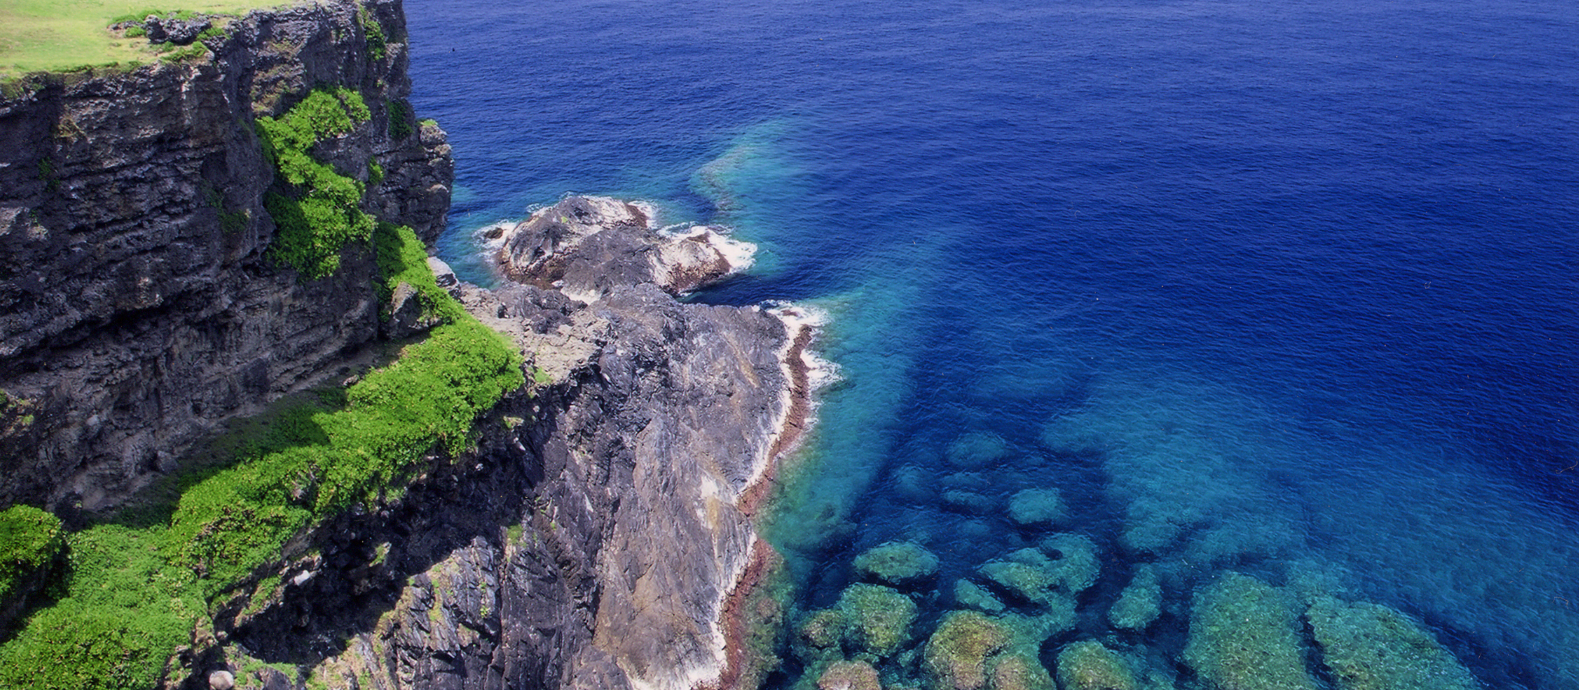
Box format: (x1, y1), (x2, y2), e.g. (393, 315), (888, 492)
(0, 3), (806, 687)
(0, 0), (452, 511)
(216, 200), (805, 690)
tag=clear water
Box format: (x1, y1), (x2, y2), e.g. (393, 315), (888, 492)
(404, 0), (1579, 686)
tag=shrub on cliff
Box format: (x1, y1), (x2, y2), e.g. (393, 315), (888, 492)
(0, 504), (63, 603)
(258, 86), (376, 279)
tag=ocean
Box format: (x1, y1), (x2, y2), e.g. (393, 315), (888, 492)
(403, 0), (1578, 686)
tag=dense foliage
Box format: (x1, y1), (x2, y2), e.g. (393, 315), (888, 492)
(259, 87), (375, 279)
(0, 505), (63, 603)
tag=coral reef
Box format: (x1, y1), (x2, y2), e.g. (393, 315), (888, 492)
(1108, 564), (1161, 631)
(855, 541), (941, 587)
(1007, 489), (1066, 527)
(1306, 597), (1478, 690)
(1055, 641), (1139, 690)
(1183, 572), (1318, 690)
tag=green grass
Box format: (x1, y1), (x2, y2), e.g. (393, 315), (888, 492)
(0, 0), (284, 76)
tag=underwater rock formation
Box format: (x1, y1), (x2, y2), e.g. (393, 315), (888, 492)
(1108, 564), (1162, 631)
(1007, 489), (1065, 527)
(923, 611), (1013, 690)
(1055, 641), (1138, 690)
(1305, 597), (1479, 690)
(853, 541), (940, 587)
(836, 583), (918, 658)
(1183, 572), (1319, 690)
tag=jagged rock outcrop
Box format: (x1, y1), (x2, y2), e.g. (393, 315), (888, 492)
(0, 0), (450, 511)
(216, 198), (812, 690)
(495, 196), (755, 301)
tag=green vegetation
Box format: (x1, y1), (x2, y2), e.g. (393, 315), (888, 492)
(0, 159), (521, 690)
(374, 222), (467, 323)
(387, 99), (414, 140)
(358, 8), (386, 62)
(0, 1), (276, 76)
(0, 505), (63, 603)
(259, 87), (374, 279)
(0, 524), (203, 690)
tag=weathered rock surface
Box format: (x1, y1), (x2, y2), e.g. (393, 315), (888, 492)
(214, 198), (808, 690)
(0, 0), (451, 511)
(496, 196), (754, 301)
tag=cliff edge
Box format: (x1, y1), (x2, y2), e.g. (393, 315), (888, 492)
(0, 0), (451, 511)
(0, 2), (814, 688)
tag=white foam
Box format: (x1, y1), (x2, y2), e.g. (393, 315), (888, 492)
(766, 303), (841, 389)
(659, 224), (759, 274)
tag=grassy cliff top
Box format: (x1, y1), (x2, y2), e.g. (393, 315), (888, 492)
(0, 0), (290, 76)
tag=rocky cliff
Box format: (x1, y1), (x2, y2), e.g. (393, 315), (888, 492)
(0, 0), (451, 511)
(0, 3), (813, 687)
(209, 198), (810, 690)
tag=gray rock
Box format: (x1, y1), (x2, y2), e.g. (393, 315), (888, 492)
(207, 669), (234, 690)
(144, 15), (212, 45)
(497, 196), (750, 300)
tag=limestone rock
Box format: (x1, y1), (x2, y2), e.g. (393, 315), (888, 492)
(0, 0), (453, 511)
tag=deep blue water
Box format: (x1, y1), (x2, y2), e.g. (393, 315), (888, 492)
(404, 0), (1578, 686)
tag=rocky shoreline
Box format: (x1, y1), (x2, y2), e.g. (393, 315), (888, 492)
(207, 196), (825, 690)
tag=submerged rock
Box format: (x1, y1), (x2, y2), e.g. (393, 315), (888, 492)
(988, 651), (1056, 690)
(947, 431), (1010, 469)
(1055, 641), (1138, 690)
(1037, 534), (1100, 594)
(924, 611), (1013, 690)
(978, 536), (1098, 610)
(839, 583), (918, 658)
(1306, 597), (1479, 690)
(1007, 489), (1066, 527)
(954, 580), (1007, 614)
(1109, 564), (1162, 631)
(855, 541), (940, 587)
(818, 659), (884, 690)
(799, 608), (850, 652)
(1183, 572), (1319, 690)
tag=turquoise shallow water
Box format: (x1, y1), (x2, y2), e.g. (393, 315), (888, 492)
(405, 0), (1578, 686)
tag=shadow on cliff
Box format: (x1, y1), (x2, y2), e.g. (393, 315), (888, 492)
(219, 386), (556, 668)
